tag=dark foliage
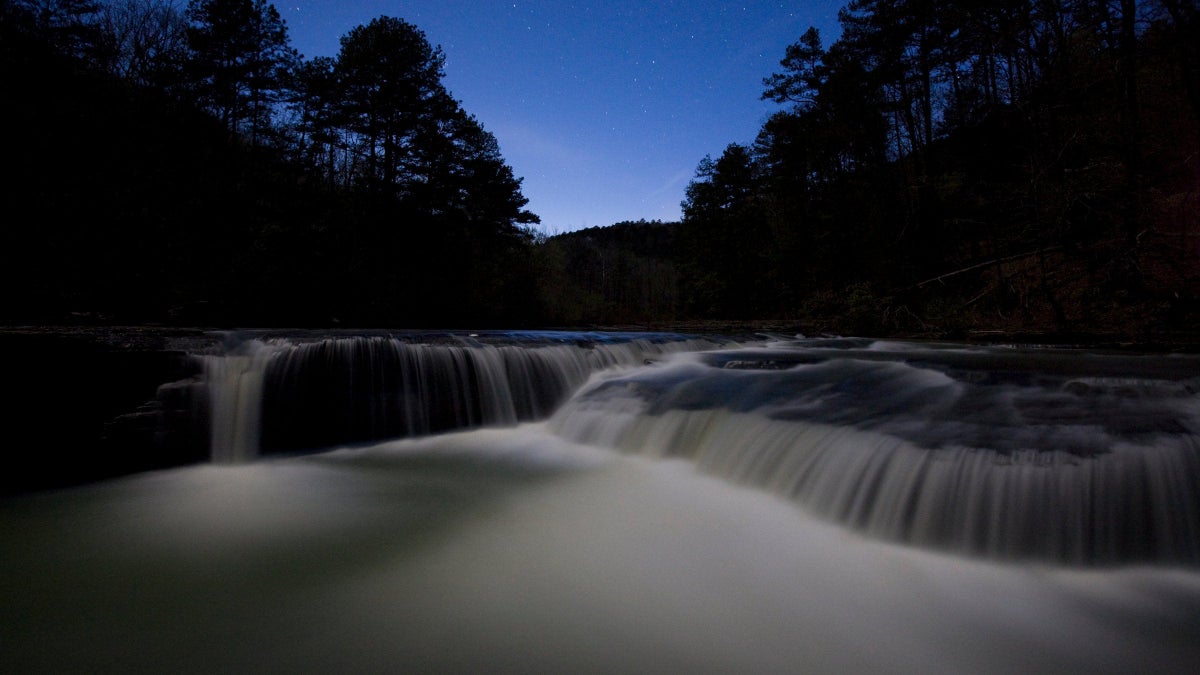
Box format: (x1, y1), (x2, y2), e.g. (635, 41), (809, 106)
(2, 0), (1197, 338)
(1, 0), (539, 328)
(665, 0), (1200, 338)
(532, 220), (680, 326)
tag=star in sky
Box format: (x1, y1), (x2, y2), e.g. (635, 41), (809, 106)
(285, 1), (843, 233)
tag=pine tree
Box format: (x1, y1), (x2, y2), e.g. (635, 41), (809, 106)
(185, 0), (297, 144)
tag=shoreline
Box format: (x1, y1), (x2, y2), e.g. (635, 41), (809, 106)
(3, 322), (1200, 352)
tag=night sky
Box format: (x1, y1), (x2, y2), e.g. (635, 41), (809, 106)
(284, 1), (844, 233)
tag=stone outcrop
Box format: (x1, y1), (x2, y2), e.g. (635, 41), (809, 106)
(0, 327), (215, 494)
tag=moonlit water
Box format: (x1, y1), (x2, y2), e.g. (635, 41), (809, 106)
(552, 339), (1200, 565)
(199, 331), (727, 461)
(3, 334), (1200, 673)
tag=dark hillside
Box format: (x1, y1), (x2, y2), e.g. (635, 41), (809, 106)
(533, 220), (681, 326)
(1, 1), (540, 329)
(650, 0), (1200, 340)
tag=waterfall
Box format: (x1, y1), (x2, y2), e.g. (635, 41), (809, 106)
(9, 332), (1200, 672)
(191, 332), (1200, 565)
(547, 342), (1200, 566)
(201, 340), (284, 464)
(196, 331), (731, 461)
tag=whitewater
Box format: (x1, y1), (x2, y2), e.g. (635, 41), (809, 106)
(3, 333), (1199, 673)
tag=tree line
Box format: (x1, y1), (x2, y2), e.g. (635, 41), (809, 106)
(2, 0), (539, 327)
(665, 0), (1200, 336)
(3, 0), (1198, 337)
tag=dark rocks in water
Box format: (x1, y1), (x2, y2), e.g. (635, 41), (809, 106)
(0, 328), (212, 495)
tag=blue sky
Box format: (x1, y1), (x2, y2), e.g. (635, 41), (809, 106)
(283, 1), (844, 233)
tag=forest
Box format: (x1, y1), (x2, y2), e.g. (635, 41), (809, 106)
(2, 0), (1198, 339)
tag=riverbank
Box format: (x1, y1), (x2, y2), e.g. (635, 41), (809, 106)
(5, 321), (1200, 351)
(587, 320), (1200, 352)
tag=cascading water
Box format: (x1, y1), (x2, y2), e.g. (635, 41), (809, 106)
(548, 338), (1200, 566)
(195, 331), (733, 460)
(6, 332), (1200, 673)
(200, 339), (285, 463)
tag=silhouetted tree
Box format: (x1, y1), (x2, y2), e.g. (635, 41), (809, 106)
(762, 26), (825, 109)
(333, 16), (452, 194)
(93, 0), (188, 89)
(670, 0), (1199, 334)
(290, 54), (343, 186)
(680, 144), (774, 317)
(15, 0), (100, 58)
(185, 0), (297, 144)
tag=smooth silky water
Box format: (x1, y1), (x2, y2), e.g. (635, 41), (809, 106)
(3, 333), (1199, 673)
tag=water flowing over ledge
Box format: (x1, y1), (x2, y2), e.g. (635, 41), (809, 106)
(190, 332), (1200, 565)
(16, 328), (1199, 567)
(6, 331), (1200, 672)
(196, 330), (735, 462)
(547, 338), (1200, 566)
